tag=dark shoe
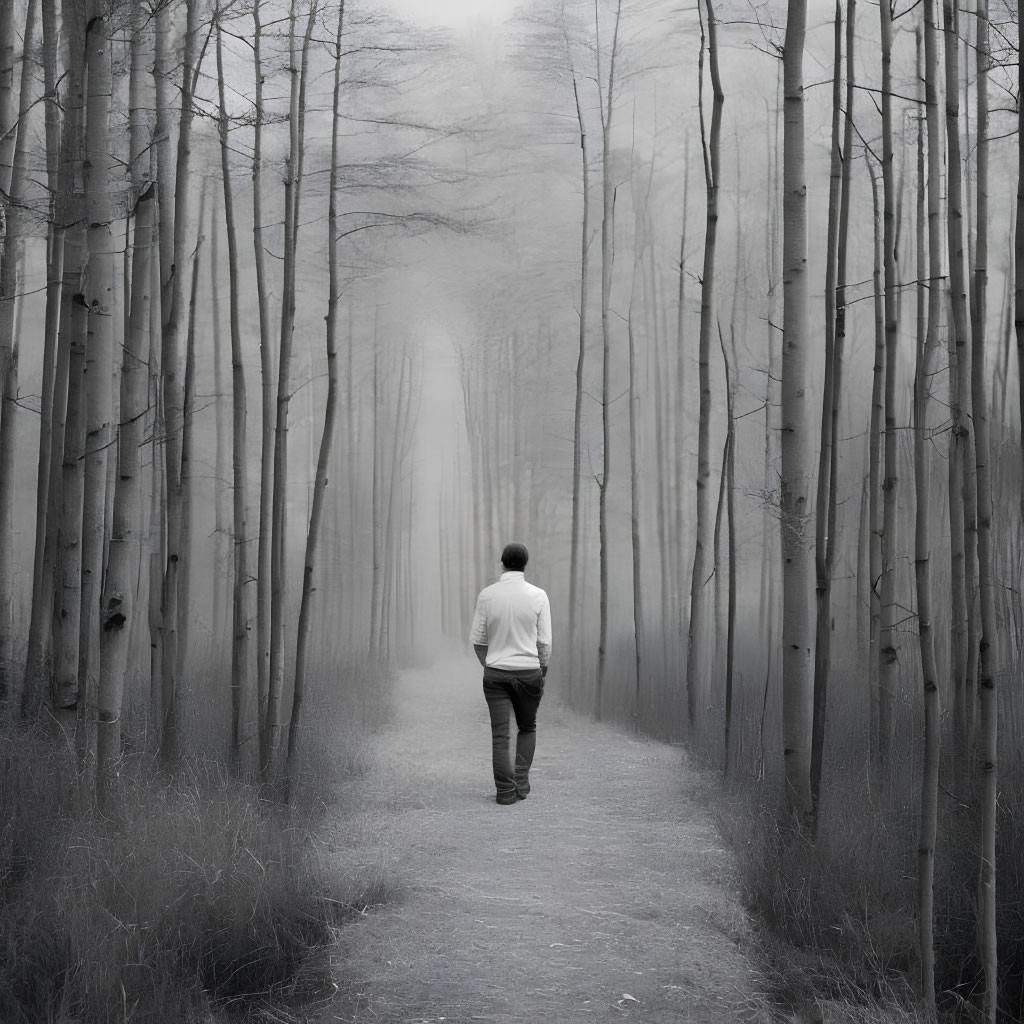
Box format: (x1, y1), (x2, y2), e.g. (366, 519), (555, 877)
(496, 793), (518, 805)
(516, 792), (527, 801)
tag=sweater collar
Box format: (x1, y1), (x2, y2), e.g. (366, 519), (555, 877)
(500, 570), (525, 582)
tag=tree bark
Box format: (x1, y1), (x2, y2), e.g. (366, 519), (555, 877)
(216, 12), (250, 775)
(685, 0), (723, 735)
(595, 0), (622, 719)
(781, 0), (814, 822)
(98, 185), (154, 810)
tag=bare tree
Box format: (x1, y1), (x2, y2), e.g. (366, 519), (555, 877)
(685, 0), (723, 735)
(781, 0), (813, 821)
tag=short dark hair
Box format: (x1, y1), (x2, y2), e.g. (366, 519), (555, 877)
(501, 542), (529, 571)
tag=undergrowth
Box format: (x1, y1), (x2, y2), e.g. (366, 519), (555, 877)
(724, 737), (1024, 1024)
(0, 654), (396, 1023)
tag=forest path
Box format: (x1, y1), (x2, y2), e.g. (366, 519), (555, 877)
(322, 660), (770, 1023)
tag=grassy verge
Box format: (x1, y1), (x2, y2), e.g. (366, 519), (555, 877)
(722, 741), (1024, 1024)
(0, 656), (395, 1024)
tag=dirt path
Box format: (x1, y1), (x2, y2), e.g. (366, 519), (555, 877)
(322, 660), (771, 1023)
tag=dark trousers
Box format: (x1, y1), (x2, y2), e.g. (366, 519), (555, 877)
(482, 667), (544, 803)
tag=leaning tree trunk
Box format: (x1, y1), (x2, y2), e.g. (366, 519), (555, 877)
(781, 0), (814, 822)
(685, 0), (723, 736)
(287, 0), (346, 796)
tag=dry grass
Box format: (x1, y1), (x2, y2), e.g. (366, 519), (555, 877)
(0, 653), (396, 1024)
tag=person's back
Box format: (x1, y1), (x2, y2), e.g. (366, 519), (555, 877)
(471, 573), (549, 671)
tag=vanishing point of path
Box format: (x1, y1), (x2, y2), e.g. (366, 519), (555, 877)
(324, 660), (771, 1024)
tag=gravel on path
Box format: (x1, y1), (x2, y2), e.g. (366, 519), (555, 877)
(321, 660), (772, 1024)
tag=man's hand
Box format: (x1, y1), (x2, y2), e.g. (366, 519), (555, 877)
(474, 644), (488, 668)
(541, 664), (548, 679)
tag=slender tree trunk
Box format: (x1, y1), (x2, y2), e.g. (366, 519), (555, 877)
(22, 0), (64, 715)
(944, 0), (973, 781)
(685, 0), (723, 734)
(595, 0), (622, 719)
(867, 157), (884, 768)
(720, 327), (736, 774)
(252, 0), (274, 766)
(810, 0), (844, 815)
(971, 0), (998, 1015)
(568, 73), (589, 699)
(917, 9), (943, 1010)
(264, 0), (317, 780)
(1016, 0), (1024, 516)
(216, 13), (250, 775)
(211, 189), (228, 651)
(288, 0), (346, 795)
(877, 0), (900, 770)
(781, 0), (814, 822)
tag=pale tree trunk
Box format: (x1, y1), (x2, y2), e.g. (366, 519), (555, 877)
(916, 8), (943, 1010)
(369, 347), (383, 657)
(211, 189), (228, 650)
(627, 164), (650, 724)
(568, 72), (589, 697)
(216, 13), (250, 775)
(98, 184), (154, 811)
(252, 0), (274, 765)
(943, 0), (973, 781)
(54, 287), (88, 714)
(685, 0), (723, 735)
(0, 0), (15, 196)
(0, 0), (38, 708)
(720, 327), (736, 773)
(1016, 0), (1024, 518)
(971, 0), (998, 1015)
(22, 0), (64, 715)
(781, 0), (814, 822)
(760, 84), (781, 664)
(868, 157), (884, 768)
(287, 0), (346, 795)
(160, 0), (202, 764)
(595, 0), (622, 719)
(877, 0), (900, 770)
(177, 187), (205, 681)
(77, 5), (116, 793)
(265, 0), (317, 780)
(51, 3), (88, 711)
(677, 136), (690, 655)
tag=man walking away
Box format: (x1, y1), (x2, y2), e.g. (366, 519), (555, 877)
(470, 543), (552, 805)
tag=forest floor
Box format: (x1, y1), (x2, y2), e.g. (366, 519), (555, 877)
(316, 659), (774, 1024)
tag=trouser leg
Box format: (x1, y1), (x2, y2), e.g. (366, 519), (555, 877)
(483, 679), (517, 803)
(510, 674), (543, 797)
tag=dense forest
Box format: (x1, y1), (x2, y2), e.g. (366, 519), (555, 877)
(0, 0), (1022, 1020)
